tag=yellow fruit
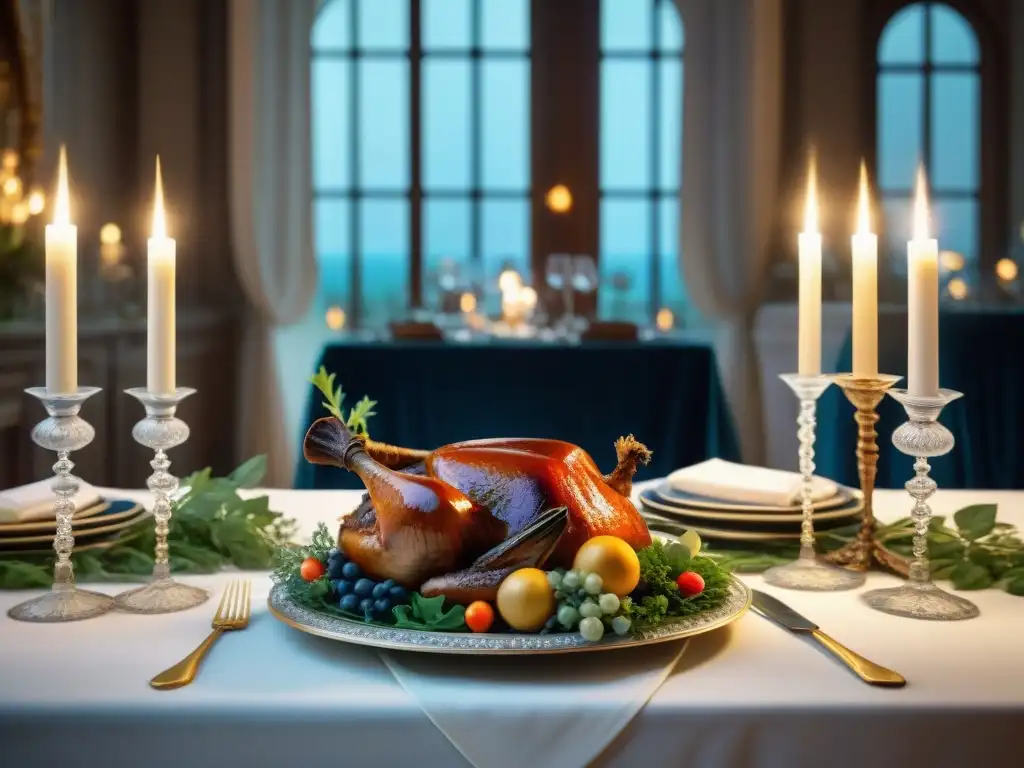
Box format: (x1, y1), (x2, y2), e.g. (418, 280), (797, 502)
(496, 568), (556, 632)
(573, 536), (641, 596)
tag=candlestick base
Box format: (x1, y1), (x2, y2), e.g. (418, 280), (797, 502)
(824, 373), (903, 572)
(762, 374), (866, 592)
(114, 568), (209, 614)
(763, 552), (868, 591)
(861, 388), (979, 620)
(8, 587), (115, 623)
(113, 387), (209, 615)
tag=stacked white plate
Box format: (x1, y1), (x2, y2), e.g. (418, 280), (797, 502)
(0, 500), (149, 555)
(637, 459), (863, 543)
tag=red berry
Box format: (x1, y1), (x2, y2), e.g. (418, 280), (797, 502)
(300, 557), (326, 582)
(676, 571), (705, 597)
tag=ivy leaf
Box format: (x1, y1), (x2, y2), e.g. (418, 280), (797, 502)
(950, 560), (993, 590)
(928, 533), (965, 559)
(1006, 576), (1024, 597)
(929, 558), (958, 580)
(392, 592), (466, 630)
(953, 504), (998, 541)
(229, 455), (267, 489)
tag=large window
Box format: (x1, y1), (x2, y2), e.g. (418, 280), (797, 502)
(876, 2), (980, 272)
(599, 0), (684, 321)
(312, 0), (685, 328)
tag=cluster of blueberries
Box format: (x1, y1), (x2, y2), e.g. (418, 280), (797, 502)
(326, 548), (409, 619)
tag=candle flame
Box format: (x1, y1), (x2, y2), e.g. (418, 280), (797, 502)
(152, 156), (167, 238)
(803, 152), (818, 235)
(856, 160), (871, 234)
(913, 164), (930, 240)
(53, 145), (70, 226)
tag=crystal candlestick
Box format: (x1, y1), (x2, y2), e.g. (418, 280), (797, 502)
(824, 374), (903, 571)
(113, 387), (209, 614)
(763, 374), (866, 591)
(8, 387), (115, 622)
(862, 388), (979, 620)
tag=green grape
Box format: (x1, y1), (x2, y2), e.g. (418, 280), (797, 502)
(579, 616), (604, 642)
(579, 599), (602, 619)
(557, 604), (580, 628)
(611, 615), (631, 636)
(562, 570), (580, 589)
(547, 570), (563, 590)
(583, 573), (603, 595)
(598, 593), (620, 614)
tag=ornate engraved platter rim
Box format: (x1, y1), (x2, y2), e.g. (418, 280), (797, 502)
(267, 574), (752, 656)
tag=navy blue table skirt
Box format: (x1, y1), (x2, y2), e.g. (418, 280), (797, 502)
(816, 308), (1024, 490)
(293, 340), (741, 489)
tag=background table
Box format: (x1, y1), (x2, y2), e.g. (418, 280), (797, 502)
(294, 340), (741, 489)
(817, 308), (1024, 490)
(2, 484), (1022, 768)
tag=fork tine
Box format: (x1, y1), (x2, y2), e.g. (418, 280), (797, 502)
(230, 580), (243, 622)
(241, 581), (252, 622)
(213, 581), (236, 624)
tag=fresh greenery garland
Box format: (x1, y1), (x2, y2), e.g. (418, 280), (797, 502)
(0, 456), (295, 590)
(691, 504), (1024, 597)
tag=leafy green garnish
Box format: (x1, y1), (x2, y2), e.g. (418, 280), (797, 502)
(621, 540), (731, 630)
(309, 366), (377, 436)
(392, 592), (467, 631)
(0, 455), (296, 589)
(696, 502), (1024, 598)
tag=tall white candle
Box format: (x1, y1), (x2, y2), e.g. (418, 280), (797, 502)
(907, 166), (939, 397)
(851, 161), (878, 378)
(147, 157), (176, 395)
(798, 156), (822, 376)
(45, 146), (77, 394)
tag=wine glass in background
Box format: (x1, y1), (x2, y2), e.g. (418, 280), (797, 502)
(571, 254), (598, 332)
(545, 253), (571, 335)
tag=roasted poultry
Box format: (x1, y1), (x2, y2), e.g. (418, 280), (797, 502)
(303, 418), (653, 604)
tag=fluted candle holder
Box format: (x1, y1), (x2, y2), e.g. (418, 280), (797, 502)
(763, 374), (866, 591)
(862, 388), (979, 620)
(8, 387), (115, 623)
(113, 387), (209, 614)
(824, 373), (903, 571)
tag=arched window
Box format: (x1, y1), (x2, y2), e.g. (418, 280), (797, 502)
(876, 2), (980, 272)
(598, 0), (684, 322)
(312, 0), (530, 327)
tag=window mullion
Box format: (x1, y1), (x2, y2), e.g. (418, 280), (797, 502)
(471, 0), (482, 267)
(410, 0), (423, 308)
(349, 0), (362, 328)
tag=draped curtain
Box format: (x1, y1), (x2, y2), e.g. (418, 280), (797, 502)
(229, 0), (319, 486)
(675, 0), (783, 464)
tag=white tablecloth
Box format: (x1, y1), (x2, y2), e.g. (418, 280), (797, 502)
(2, 484), (1023, 768)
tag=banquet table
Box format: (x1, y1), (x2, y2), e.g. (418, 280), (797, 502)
(1, 483), (1023, 768)
(294, 339), (740, 489)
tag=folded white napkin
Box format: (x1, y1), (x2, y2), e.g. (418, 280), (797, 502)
(380, 640), (688, 768)
(666, 458), (837, 506)
(0, 479), (102, 524)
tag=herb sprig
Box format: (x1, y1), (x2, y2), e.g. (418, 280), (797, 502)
(309, 366), (377, 436)
(0, 456), (295, 589)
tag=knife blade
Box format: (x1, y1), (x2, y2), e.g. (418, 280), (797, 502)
(751, 589), (818, 631)
(750, 589), (907, 688)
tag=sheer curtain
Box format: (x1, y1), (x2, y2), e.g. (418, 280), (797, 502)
(229, 0), (319, 486)
(675, 0), (783, 464)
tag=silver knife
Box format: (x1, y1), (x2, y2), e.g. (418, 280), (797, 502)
(751, 590), (906, 687)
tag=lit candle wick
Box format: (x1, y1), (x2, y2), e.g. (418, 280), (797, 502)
(152, 155), (167, 239)
(803, 152), (818, 235)
(913, 164), (930, 241)
(53, 145), (70, 227)
(857, 161), (871, 235)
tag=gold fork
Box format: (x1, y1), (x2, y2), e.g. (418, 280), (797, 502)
(150, 580), (252, 690)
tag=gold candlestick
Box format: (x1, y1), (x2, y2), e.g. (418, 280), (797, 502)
(824, 373), (902, 571)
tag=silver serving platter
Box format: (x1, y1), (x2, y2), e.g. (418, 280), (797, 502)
(267, 573), (751, 655)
